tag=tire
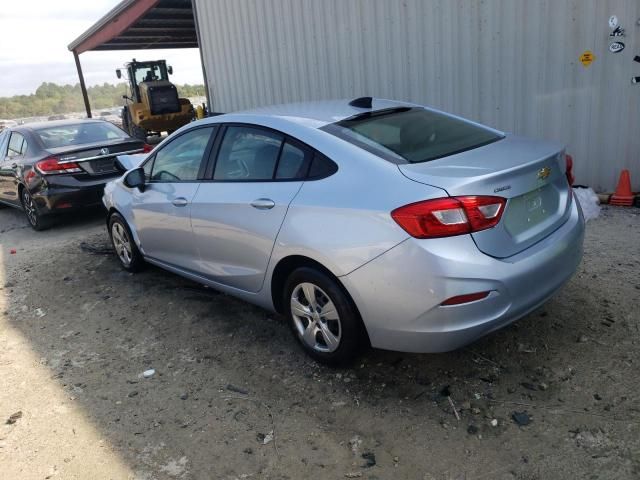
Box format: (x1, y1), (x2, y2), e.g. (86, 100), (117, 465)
(130, 122), (147, 142)
(108, 212), (144, 272)
(123, 106), (147, 141)
(283, 267), (366, 366)
(21, 188), (52, 231)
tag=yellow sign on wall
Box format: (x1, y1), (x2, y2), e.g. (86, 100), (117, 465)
(580, 50), (595, 68)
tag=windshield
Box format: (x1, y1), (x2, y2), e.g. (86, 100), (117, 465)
(36, 122), (128, 149)
(134, 64), (168, 83)
(322, 107), (504, 164)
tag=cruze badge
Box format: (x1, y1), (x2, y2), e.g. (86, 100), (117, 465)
(537, 167), (551, 180)
(100, 147), (110, 155)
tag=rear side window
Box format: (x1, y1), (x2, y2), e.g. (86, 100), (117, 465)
(275, 141), (311, 179)
(150, 127), (214, 181)
(308, 153), (338, 179)
(214, 126), (284, 181)
(322, 107), (503, 164)
(7, 132), (27, 157)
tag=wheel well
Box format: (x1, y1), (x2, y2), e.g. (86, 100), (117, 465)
(271, 256), (328, 313)
(106, 207), (118, 227)
(17, 183), (28, 208)
(106, 208), (128, 233)
(270, 255), (371, 346)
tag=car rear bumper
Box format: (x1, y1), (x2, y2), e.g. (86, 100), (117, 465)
(341, 198), (585, 353)
(31, 174), (119, 214)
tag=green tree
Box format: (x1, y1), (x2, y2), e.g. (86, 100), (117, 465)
(0, 82), (206, 119)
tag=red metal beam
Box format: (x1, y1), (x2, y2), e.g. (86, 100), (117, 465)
(74, 0), (160, 54)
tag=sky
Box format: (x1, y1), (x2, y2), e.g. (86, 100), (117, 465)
(0, 0), (204, 98)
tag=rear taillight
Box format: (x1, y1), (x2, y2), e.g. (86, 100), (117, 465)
(35, 156), (82, 175)
(142, 144), (154, 153)
(391, 196), (506, 238)
(565, 154), (575, 186)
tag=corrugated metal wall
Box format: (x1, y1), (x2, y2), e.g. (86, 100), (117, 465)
(194, 0), (640, 191)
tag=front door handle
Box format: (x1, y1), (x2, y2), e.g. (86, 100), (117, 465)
(10, 163), (17, 169)
(172, 197), (189, 207)
(250, 198), (275, 210)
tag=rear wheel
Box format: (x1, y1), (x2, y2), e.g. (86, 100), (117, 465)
(283, 267), (366, 366)
(108, 212), (144, 272)
(21, 188), (51, 231)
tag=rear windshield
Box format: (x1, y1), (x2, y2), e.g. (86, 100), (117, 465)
(35, 122), (128, 149)
(322, 107), (503, 164)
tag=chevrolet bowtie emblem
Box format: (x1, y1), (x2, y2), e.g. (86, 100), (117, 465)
(537, 167), (551, 180)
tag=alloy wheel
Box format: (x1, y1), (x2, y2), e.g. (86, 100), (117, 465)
(290, 282), (342, 353)
(22, 190), (38, 226)
(111, 222), (133, 266)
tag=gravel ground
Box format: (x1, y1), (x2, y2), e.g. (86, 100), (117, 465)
(0, 205), (638, 479)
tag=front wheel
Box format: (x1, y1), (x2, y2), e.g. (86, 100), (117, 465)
(108, 213), (144, 272)
(21, 188), (51, 231)
(283, 267), (366, 366)
(123, 106), (147, 141)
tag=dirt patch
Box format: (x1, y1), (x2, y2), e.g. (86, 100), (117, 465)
(0, 206), (639, 479)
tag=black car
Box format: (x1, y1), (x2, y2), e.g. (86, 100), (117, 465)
(0, 119), (151, 230)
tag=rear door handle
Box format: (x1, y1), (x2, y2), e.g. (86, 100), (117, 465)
(250, 198), (275, 210)
(172, 197), (189, 207)
(10, 163), (17, 169)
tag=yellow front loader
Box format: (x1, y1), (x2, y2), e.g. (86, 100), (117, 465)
(116, 59), (193, 140)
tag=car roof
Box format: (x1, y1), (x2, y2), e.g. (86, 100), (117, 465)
(18, 118), (110, 131)
(232, 98), (418, 128)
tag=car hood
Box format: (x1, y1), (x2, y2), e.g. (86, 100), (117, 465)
(115, 153), (148, 171)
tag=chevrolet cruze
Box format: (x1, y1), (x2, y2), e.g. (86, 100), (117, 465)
(103, 98), (585, 365)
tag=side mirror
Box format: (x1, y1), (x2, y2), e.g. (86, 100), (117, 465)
(123, 167), (145, 191)
(116, 69), (122, 79)
(167, 65), (173, 75)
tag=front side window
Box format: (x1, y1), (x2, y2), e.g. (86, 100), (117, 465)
(214, 126), (284, 181)
(7, 132), (26, 158)
(322, 107), (503, 164)
(142, 155), (154, 181)
(150, 127), (214, 182)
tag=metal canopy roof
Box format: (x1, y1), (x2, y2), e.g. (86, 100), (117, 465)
(68, 0), (197, 54)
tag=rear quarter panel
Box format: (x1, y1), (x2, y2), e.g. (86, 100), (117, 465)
(268, 127), (449, 278)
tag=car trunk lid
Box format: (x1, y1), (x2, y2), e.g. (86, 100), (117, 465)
(47, 139), (144, 177)
(398, 135), (572, 258)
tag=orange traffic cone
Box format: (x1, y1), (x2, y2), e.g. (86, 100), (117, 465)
(609, 170), (634, 206)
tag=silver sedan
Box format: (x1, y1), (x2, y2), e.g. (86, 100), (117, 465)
(103, 98), (585, 365)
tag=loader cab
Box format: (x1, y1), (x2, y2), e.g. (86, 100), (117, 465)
(117, 59), (173, 104)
